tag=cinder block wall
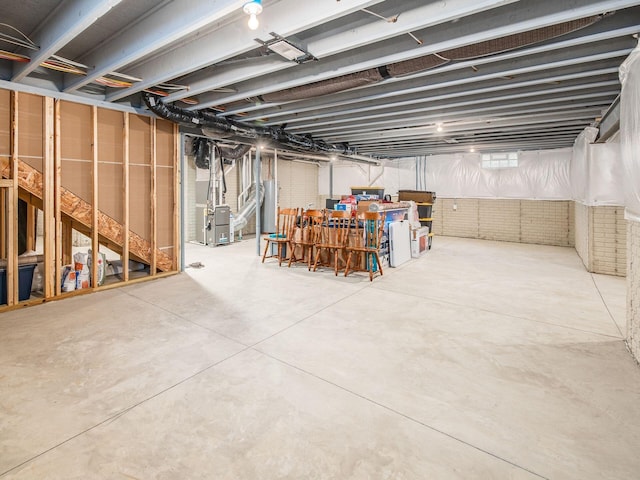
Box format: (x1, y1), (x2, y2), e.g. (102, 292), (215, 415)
(628, 220), (640, 362)
(574, 203), (626, 276)
(574, 202), (590, 266)
(432, 198), (574, 247)
(592, 207), (627, 275)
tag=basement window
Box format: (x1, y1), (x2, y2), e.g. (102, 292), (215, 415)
(481, 152), (518, 169)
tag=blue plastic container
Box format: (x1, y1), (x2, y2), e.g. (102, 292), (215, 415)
(0, 263), (36, 304)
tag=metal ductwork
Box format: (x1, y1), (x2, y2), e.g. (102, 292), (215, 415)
(227, 15), (605, 108)
(143, 92), (356, 156)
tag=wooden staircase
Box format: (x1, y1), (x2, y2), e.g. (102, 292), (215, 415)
(1, 158), (173, 272)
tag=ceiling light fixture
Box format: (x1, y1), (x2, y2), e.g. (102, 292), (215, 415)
(243, 0), (262, 31)
(256, 33), (317, 64)
(436, 123), (443, 132)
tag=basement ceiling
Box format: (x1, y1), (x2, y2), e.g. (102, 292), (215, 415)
(1, 0), (639, 159)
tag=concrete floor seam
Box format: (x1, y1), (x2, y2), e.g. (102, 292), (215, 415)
(122, 289), (251, 348)
(0, 346), (253, 478)
(370, 283), (625, 340)
(249, 282), (373, 348)
(254, 349), (550, 480)
(589, 273), (624, 337)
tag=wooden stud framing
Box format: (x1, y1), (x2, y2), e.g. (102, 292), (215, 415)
(1, 158), (174, 271)
(0, 90), (180, 311)
(173, 123), (180, 271)
(61, 218), (72, 266)
(54, 99), (62, 295)
(43, 96), (55, 299)
(122, 112), (130, 282)
(150, 117), (157, 276)
(0, 189), (5, 258)
(91, 106), (99, 289)
(26, 205), (36, 251)
(7, 91), (18, 305)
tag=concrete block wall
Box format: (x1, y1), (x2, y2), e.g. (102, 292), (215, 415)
(592, 207), (627, 276)
(277, 160), (319, 209)
(432, 198), (574, 247)
(478, 199), (521, 242)
(574, 203), (626, 276)
(628, 220), (640, 362)
(574, 202), (590, 267)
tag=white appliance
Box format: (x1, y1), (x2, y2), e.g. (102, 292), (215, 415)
(389, 220), (411, 267)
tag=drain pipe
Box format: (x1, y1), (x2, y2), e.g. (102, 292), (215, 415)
(274, 148), (278, 220)
(329, 161), (334, 199)
(255, 146), (262, 256)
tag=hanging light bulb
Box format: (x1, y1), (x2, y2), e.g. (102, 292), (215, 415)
(247, 13), (259, 30)
(243, 0), (262, 30)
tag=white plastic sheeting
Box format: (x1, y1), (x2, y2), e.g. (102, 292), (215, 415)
(620, 44), (640, 221)
(318, 159), (416, 197)
(420, 149), (572, 199)
(571, 127), (624, 206)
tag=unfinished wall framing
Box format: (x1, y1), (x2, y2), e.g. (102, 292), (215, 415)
(0, 88), (180, 311)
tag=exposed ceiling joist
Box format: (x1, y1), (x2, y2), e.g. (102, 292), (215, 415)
(164, 0), (522, 104)
(62, 0), (246, 92)
(11, 0), (123, 82)
(190, 0), (638, 111)
(106, 0), (386, 102)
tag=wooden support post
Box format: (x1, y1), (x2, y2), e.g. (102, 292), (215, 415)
(122, 112), (130, 282)
(0, 190), (5, 259)
(7, 91), (18, 305)
(150, 117), (157, 276)
(43, 96), (55, 299)
(54, 99), (62, 295)
(26, 205), (36, 251)
(91, 106), (99, 289)
(173, 123), (180, 271)
(61, 218), (72, 266)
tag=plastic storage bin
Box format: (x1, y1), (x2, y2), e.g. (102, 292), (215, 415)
(0, 263), (37, 304)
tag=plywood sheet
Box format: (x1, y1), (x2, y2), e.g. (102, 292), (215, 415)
(129, 114), (150, 166)
(60, 101), (92, 160)
(98, 109), (123, 164)
(98, 162), (123, 223)
(61, 158), (92, 203)
(156, 165), (174, 250)
(17, 93), (43, 172)
(0, 89), (10, 157)
(60, 101), (92, 203)
(156, 119), (174, 167)
(129, 164), (151, 240)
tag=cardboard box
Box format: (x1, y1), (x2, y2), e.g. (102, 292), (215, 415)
(357, 200), (376, 214)
(398, 190), (436, 203)
(411, 226), (430, 258)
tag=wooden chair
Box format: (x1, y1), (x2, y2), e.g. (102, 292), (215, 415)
(312, 209), (351, 275)
(344, 211), (384, 281)
(288, 209), (324, 269)
(262, 207), (299, 266)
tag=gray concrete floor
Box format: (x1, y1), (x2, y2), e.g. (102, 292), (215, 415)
(1, 236), (639, 479)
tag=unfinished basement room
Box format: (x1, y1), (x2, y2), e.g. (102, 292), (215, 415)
(1, 1), (640, 478)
